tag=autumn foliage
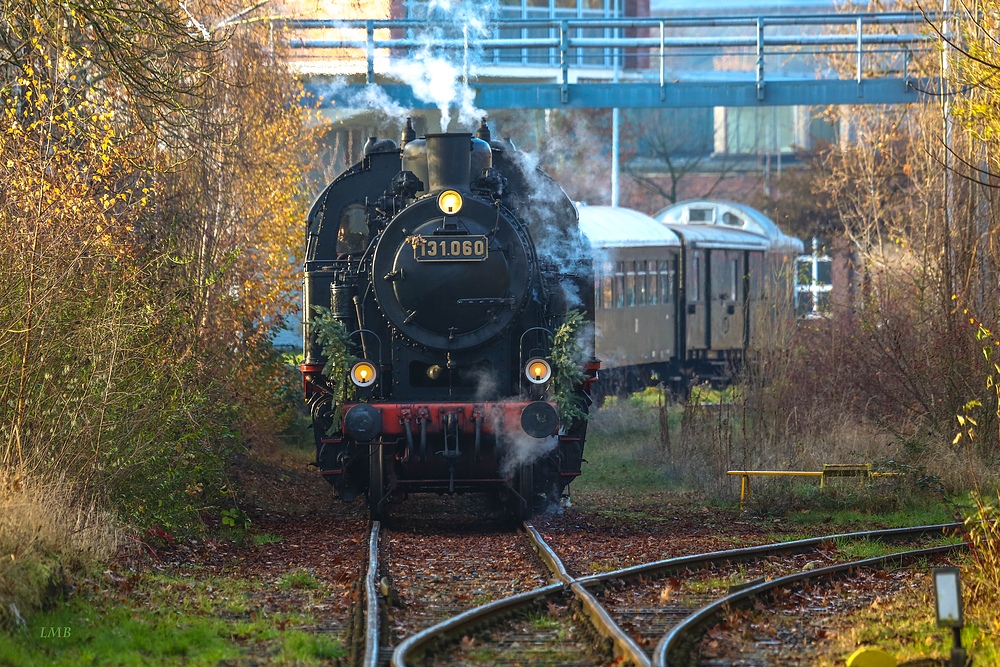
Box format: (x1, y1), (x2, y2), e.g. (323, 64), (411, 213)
(1, 0), (312, 625)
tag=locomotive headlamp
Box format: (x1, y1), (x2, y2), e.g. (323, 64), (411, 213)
(350, 360), (377, 388)
(437, 189), (463, 215)
(525, 358), (552, 384)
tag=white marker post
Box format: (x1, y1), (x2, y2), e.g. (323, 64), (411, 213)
(932, 567), (966, 667)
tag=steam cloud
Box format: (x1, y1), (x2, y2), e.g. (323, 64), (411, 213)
(504, 148), (594, 312)
(395, 0), (494, 130)
(319, 80), (408, 127)
(318, 0), (496, 131)
(499, 432), (558, 479)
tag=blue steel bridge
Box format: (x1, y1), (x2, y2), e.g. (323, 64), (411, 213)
(285, 11), (944, 110)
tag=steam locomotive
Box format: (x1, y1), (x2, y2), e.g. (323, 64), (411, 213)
(301, 119), (596, 520)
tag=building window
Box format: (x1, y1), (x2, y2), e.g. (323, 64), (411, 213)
(715, 106), (799, 155)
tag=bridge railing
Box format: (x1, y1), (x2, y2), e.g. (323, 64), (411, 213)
(284, 13), (940, 97)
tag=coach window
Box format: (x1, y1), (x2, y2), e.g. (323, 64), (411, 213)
(659, 260), (673, 304)
(337, 203), (368, 255)
(601, 262), (614, 309)
(690, 253), (701, 301)
(689, 207), (714, 223)
(625, 263), (636, 307)
(636, 261), (647, 306)
(614, 262), (625, 308)
(647, 260), (658, 306)
(730, 258), (739, 300)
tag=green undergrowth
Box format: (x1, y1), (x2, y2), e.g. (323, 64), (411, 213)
(816, 565), (999, 667)
(576, 392), (682, 495)
(0, 571), (345, 667)
(830, 535), (963, 562)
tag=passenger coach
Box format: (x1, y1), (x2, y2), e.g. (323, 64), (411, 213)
(579, 200), (803, 394)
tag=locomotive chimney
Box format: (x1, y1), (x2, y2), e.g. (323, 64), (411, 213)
(425, 133), (473, 193)
(475, 118), (491, 143)
(400, 117), (416, 148)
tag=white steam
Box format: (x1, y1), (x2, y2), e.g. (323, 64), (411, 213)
(390, 0), (496, 131)
(318, 80), (408, 126)
(505, 148), (594, 311)
(470, 366), (499, 403)
(394, 56), (482, 131)
(314, 0), (496, 131)
(499, 432), (558, 479)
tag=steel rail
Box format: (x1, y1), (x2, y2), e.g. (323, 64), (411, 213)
(575, 522), (961, 587)
(390, 522), (649, 667)
(389, 582), (564, 667)
(652, 542), (966, 667)
(524, 522), (651, 667)
(363, 521), (381, 667)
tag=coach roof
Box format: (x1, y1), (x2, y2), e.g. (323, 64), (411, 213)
(576, 205), (682, 249)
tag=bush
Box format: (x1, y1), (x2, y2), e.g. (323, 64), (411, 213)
(0, 469), (120, 630)
(965, 493), (1000, 629)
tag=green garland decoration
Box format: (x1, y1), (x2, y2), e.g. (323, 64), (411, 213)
(310, 305), (357, 430)
(550, 309), (587, 425)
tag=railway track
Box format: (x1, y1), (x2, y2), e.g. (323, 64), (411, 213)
(653, 538), (965, 666)
(356, 521), (964, 667)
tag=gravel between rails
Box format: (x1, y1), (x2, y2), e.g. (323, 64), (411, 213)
(379, 496), (554, 644)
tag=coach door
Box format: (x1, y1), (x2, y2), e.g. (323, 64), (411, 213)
(685, 249), (709, 350)
(745, 251), (764, 349)
(709, 249), (745, 350)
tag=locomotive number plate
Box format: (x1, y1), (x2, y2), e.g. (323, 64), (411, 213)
(409, 235), (488, 262)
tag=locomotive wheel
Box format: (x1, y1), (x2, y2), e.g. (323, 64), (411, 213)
(368, 444), (385, 521)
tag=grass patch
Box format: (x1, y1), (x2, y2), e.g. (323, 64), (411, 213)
(830, 537), (916, 562)
(816, 566), (998, 667)
(576, 395), (680, 495)
(278, 569), (320, 591)
(250, 532), (282, 546)
(0, 470), (120, 630)
(527, 612), (561, 631)
(0, 570), (346, 666)
(683, 575), (744, 595)
(737, 471), (953, 525)
(786, 504), (955, 530)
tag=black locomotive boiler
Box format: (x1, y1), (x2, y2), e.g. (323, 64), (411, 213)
(301, 120), (597, 519)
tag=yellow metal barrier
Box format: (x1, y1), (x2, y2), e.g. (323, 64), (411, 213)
(727, 464), (880, 510)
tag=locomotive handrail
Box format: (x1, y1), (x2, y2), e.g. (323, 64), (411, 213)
(349, 328), (383, 366)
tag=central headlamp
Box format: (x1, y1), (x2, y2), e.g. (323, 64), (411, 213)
(350, 360), (377, 388)
(437, 190), (463, 215)
(525, 358), (552, 384)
